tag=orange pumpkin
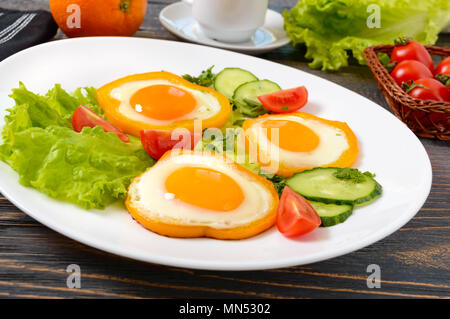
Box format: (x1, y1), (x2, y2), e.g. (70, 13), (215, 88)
(49, 0), (147, 37)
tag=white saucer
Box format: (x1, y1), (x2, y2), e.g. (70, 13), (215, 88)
(159, 1), (290, 54)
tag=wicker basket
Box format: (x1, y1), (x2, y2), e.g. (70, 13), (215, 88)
(364, 45), (450, 141)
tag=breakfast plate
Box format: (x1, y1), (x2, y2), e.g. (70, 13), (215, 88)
(159, 1), (290, 54)
(0, 37), (432, 270)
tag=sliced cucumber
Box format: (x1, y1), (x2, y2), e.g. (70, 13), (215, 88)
(213, 68), (258, 100)
(308, 201), (353, 227)
(233, 80), (281, 117)
(287, 167), (382, 206)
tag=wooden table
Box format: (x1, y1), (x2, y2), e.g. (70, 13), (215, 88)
(0, 0), (449, 299)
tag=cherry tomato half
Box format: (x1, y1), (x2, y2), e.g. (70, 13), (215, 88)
(390, 40), (434, 73)
(72, 105), (129, 143)
(140, 129), (202, 160)
(258, 86), (308, 113)
(390, 60), (433, 86)
(276, 186), (321, 238)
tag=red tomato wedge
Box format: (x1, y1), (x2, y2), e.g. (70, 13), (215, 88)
(140, 129), (202, 160)
(277, 186), (321, 238)
(257, 86), (308, 113)
(72, 105), (129, 143)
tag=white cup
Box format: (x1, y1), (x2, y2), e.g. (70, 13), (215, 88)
(183, 0), (269, 43)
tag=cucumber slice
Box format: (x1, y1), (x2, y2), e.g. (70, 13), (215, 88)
(214, 68), (258, 100)
(233, 80), (281, 117)
(287, 167), (382, 206)
(308, 201), (353, 227)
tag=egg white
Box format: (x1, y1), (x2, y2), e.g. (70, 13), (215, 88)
(243, 114), (350, 169)
(110, 79), (222, 125)
(127, 152), (275, 229)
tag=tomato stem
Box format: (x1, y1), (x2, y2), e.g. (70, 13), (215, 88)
(385, 61), (397, 73)
(435, 74), (450, 88)
(402, 81), (428, 94)
(120, 0), (130, 13)
(393, 36), (411, 46)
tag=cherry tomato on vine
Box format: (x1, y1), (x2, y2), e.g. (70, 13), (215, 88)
(390, 60), (433, 86)
(403, 78), (450, 102)
(435, 57), (450, 76)
(390, 39), (434, 73)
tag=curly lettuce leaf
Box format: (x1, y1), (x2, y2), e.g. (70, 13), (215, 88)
(283, 0), (450, 71)
(0, 84), (153, 209)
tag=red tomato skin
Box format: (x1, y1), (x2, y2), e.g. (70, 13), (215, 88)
(258, 86), (308, 113)
(276, 187), (321, 238)
(407, 78), (450, 102)
(435, 70), (450, 95)
(401, 106), (450, 132)
(435, 57), (450, 75)
(401, 77), (450, 127)
(390, 60), (433, 86)
(430, 113), (450, 127)
(72, 105), (129, 142)
(140, 129), (202, 160)
(390, 40), (434, 72)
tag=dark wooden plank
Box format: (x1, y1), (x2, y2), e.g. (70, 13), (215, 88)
(0, 0), (449, 299)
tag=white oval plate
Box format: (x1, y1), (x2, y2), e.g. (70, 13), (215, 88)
(0, 37), (431, 271)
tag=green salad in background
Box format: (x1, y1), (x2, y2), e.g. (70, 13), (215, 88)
(283, 0), (450, 71)
(0, 84), (154, 209)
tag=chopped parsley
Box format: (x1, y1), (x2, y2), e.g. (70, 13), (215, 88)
(333, 168), (376, 183)
(259, 171), (287, 195)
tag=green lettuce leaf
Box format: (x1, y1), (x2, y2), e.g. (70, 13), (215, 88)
(0, 84), (154, 209)
(283, 0), (450, 71)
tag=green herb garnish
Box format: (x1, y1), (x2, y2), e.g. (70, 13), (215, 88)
(260, 172), (287, 196)
(333, 168), (376, 183)
(182, 65), (216, 87)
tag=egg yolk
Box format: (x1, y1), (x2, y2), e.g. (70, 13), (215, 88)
(165, 167), (244, 212)
(130, 85), (196, 121)
(262, 120), (320, 152)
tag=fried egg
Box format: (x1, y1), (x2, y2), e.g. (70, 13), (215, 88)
(97, 72), (231, 136)
(241, 112), (359, 177)
(126, 150), (279, 239)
